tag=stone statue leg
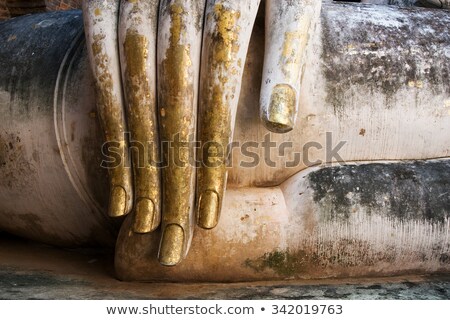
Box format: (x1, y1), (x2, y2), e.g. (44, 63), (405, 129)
(0, 0), (449, 281)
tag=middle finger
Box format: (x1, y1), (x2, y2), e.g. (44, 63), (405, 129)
(157, 0), (206, 266)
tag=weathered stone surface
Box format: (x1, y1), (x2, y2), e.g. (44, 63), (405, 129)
(308, 160), (450, 223)
(0, 3), (449, 283)
(0, 11), (115, 247)
(116, 159), (450, 282)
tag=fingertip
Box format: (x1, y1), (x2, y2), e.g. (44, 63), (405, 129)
(261, 84), (296, 134)
(108, 186), (129, 217)
(158, 224), (185, 266)
(197, 190), (220, 229)
(132, 198), (158, 234)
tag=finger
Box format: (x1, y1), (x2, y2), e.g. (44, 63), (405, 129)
(260, 0), (321, 133)
(421, 0), (450, 8)
(197, 0), (261, 229)
(118, 0), (161, 234)
(157, 0), (206, 266)
(83, 0), (133, 217)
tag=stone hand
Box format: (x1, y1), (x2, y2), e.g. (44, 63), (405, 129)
(82, 0), (321, 266)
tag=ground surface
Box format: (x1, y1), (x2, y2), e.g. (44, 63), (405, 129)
(0, 233), (449, 300)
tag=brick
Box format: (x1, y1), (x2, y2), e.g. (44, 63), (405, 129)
(0, 0), (10, 20)
(0, 0), (81, 20)
(45, 0), (81, 11)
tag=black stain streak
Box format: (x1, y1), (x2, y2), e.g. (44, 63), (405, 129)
(308, 159), (450, 222)
(0, 11), (83, 119)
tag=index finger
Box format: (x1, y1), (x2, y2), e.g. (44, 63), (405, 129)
(83, 0), (133, 218)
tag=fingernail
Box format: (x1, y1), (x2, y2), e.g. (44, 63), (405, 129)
(132, 198), (156, 234)
(109, 186), (127, 217)
(197, 190), (220, 229)
(158, 224), (185, 266)
(264, 84), (297, 133)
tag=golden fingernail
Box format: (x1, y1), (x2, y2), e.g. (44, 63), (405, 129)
(197, 190), (220, 229)
(109, 186), (127, 218)
(132, 198), (156, 234)
(264, 84), (297, 133)
(158, 224), (185, 266)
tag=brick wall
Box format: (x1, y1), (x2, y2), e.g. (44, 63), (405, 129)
(0, 0), (81, 20)
(45, 0), (81, 11)
(0, 0), (10, 20)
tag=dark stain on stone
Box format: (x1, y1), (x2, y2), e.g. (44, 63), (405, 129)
(0, 212), (78, 247)
(243, 231), (448, 278)
(321, 3), (450, 115)
(440, 253), (450, 264)
(0, 11), (83, 119)
(0, 131), (35, 190)
(244, 240), (400, 277)
(70, 121), (75, 142)
(0, 269), (86, 288)
(367, 284), (383, 289)
(240, 214), (250, 221)
(308, 159), (450, 222)
(245, 250), (308, 277)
